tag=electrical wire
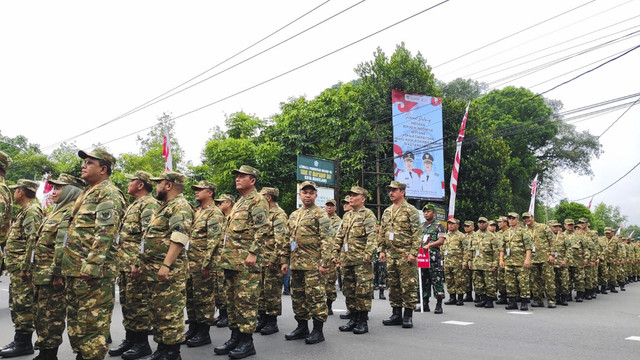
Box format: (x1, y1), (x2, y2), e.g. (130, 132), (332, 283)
(570, 160), (640, 201)
(597, 95), (640, 138)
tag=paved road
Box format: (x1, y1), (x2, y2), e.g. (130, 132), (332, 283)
(0, 276), (638, 360)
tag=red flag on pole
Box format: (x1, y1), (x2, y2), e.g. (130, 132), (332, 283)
(163, 123), (173, 171)
(447, 104), (469, 219)
(588, 197), (593, 209)
(528, 174), (538, 214)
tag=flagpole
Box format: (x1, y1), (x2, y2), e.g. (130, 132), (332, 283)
(447, 103), (469, 219)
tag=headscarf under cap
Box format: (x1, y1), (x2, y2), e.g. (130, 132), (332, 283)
(54, 184), (83, 210)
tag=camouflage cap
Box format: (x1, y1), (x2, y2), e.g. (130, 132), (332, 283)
(577, 217), (588, 224)
(422, 152), (434, 163)
(464, 220), (474, 227)
(325, 199), (337, 206)
(150, 171), (186, 185)
(447, 218), (459, 224)
(9, 179), (39, 193)
(423, 203), (436, 211)
(522, 212), (532, 218)
(604, 227), (613, 233)
(191, 180), (217, 192)
(342, 195), (351, 204)
(488, 220), (496, 226)
(497, 216), (508, 222)
(386, 181), (407, 190)
(78, 147), (116, 167)
(260, 187), (279, 197)
(48, 173), (86, 188)
(299, 181), (317, 191)
(548, 220), (561, 227)
(124, 170), (153, 185)
(0, 150), (13, 171)
(231, 165), (260, 180)
(478, 216), (488, 222)
(575, 224), (583, 229)
(347, 186), (368, 196)
(214, 194), (235, 203)
(564, 218), (575, 225)
(402, 151), (415, 160)
(507, 212), (519, 219)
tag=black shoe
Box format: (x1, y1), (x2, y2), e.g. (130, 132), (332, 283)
(584, 290), (592, 300)
(181, 322), (198, 345)
(567, 292), (574, 301)
(259, 315), (279, 336)
(122, 332), (152, 360)
(382, 307), (403, 326)
(228, 332), (256, 359)
(107, 334), (112, 344)
(575, 291), (583, 302)
(158, 343), (181, 360)
(609, 285), (618, 293)
(456, 294), (464, 306)
(108, 330), (135, 356)
(463, 292), (473, 302)
(484, 297), (494, 308)
(339, 313), (358, 332)
(530, 300), (544, 308)
(285, 319), (309, 340)
(326, 300), (333, 315)
(282, 290), (290, 295)
(0, 332), (34, 358)
(339, 311), (351, 320)
(213, 328), (239, 355)
(305, 320), (325, 344)
(137, 343), (164, 360)
(444, 294), (457, 305)
(254, 314), (266, 333)
(0, 334), (17, 352)
(474, 292), (482, 303)
(547, 300), (556, 308)
(401, 308), (413, 329)
(505, 297), (518, 310)
(558, 294), (568, 306)
(520, 298), (529, 311)
(474, 295), (486, 308)
(379, 288), (386, 300)
(495, 295), (508, 305)
(415, 298), (430, 312)
(434, 298), (443, 314)
(619, 282), (626, 291)
(216, 309), (229, 328)
(353, 312), (369, 334)
(600, 285), (608, 294)
(186, 324), (211, 347)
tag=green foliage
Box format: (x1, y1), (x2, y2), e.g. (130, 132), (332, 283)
(0, 132), (55, 183)
(592, 202), (628, 235)
(49, 142), (83, 178)
(553, 201), (593, 227)
(437, 78), (487, 101)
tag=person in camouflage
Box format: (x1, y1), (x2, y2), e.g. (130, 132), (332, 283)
(29, 174), (84, 360)
(0, 151), (13, 272)
(499, 212), (532, 311)
(211, 194), (235, 328)
(471, 217), (501, 308)
(597, 228), (610, 294)
(565, 219), (588, 302)
(522, 212), (557, 308)
(579, 219), (599, 300)
(62, 148), (126, 360)
(461, 221), (475, 302)
(0, 179), (44, 358)
(443, 218), (466, 306)
(548, 220), (570, 306)
(109, 171), (158, 359)
(379, 181), (421, 328)
(323, 199), (341, 315)
(213, 165), (269, 359)
(604, 227), (620, 293)
(183, 180), (224, 348)
(283, 181), (331, 344)
(333, 186), (377, 335)
(256, 187), (288, 336)
(418, 203), (446, 314)
(139, 171), (193, 360)
(495, 217), (509, 304)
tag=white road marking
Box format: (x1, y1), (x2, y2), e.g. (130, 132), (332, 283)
(625, 336), (640, 341)
(333, 309), (347, 312)
(442, 321), (474, 326)
(507, 311), (533, 315)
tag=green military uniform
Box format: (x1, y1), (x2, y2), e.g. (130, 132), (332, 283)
(0, 151), (13, 264)
(207, 193), (235, 327)
(495, 217), (509, 303)
(578, 219), (598, 299)
(462, 223), (475, 300)
(524, 214), (556, 307)
(443, 223), (466, 303)
(63, 148), (126, 360)
(325, 209), (341, 306)
(501, 213), (533, 308)
(549, 221), (570, 304)
(471, 217), (501, 306)
(597, 232), (609, 293)
(604, 228), (620, 291)
(421, 215), (446, 303)
(564, 220), (589, 301)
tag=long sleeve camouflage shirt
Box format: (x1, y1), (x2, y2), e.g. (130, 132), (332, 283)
(187, 203), (224, 272)
(6, 199), (43, 273)
(264, 204), (289, 266)
(332, 206), (378, 266)
(564, 231), (589, 267)
(551, 231), (569, 268)
(379, 200), (421, 258)
(0, 176), (12, 246)
(31, 202), (73, 284)
(525, 223), (555, 264)
(471, 229), (501, 270)
(501, 227), (533, 266)
(117, 194), (159, 270)
(443, 230), (465, 266)
(287, 204), (332, 270)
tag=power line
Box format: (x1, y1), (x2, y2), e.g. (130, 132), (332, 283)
(597, 95), (640, 138)
(570, 160), (640, 201)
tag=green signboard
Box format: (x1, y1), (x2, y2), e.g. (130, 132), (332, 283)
(297, 155), (335, 186)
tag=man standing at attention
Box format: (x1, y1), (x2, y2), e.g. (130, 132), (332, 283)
(499, 212), (533, 311)
(418, 203), (446, 313)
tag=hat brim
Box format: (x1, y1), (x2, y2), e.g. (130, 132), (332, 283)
(301, 185), (317, 191)
(231, 169), (253, 176)
(149, 177), (165, 182)
(346, 191), (362, 196)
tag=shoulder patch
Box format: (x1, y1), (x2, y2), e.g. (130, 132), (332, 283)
(169, 214), (186, 233)
(251, 206), (268, 226)
(96, 201), (115, 226)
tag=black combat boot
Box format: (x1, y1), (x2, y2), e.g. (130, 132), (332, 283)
(326, 299), (333, 315)
(609, 284), (618, 293)
(33, 346), (59, 360)
(122, 331), (152, 360)
(474, 292), (482, 303)
(456, 294), (464, 306)
(0, 334), (17, 352)
(444, 294), (457, 305)
(186, 324), (211, 347)
(181, 322), (197, 345)
(474, 295), (486, 307)
(496, 293), (508, 305)
(379, 288), (386, 300)
(530, 299), (544, 307)
(339, 311), (351, 320)
(600, 285), (608, 294)
(401, 308), (413, 329)
(216, 309), (229, 328)
(285, 319), (309, 340)
(228, 332), (256, 359)
(0, 332), (34, 358)
(558, 294), (568, 306)
(434, 297), (443, 314)
(259, 315), (279, 335)
(338, 312), (358, 332)
(575, 291), (584, 302)
(584, 290), (592, 300)
(520, 298), (529, 311)
(304, 319), (325, 344)
(484, 297), (494, 308)
(415, 298), (429, 312)
(463, 292), (473, 302)
(137, 343), (165, 360)
(254, 313), (266, 333)
(158, 344), (180, 360)
(353, 311), (369, 334)
(505, 297), (518, 310)
(109, 329), (135, 356)
(213, 328), (239, 355)
(382, 307), (402, 326)
(619, 281), (626, 291)
(547, 299), (556, 308)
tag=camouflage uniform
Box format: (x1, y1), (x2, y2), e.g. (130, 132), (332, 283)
(565, 229), (588, 296)
(207, 194), (235, 323)
(325, 213), (341, 303)
(502, 225), (533, 299)
(605, 231), (620, 289)
(495, 222), (508, 301)
(379, 198), (421, 308)
(258, 196), (288, 318)
(550, 226), (570, 301)
(580, 224), (598, 296)
(0, 151), (13, 261)
(525, 221), (556, 305)
(597, 234), (609, 291)
(421, 219), (446, 300)
(443, 228), (466, 296)
(462, 228), (474, 296)
(471, 226), (501, 299)
(62, 173), (126, 360)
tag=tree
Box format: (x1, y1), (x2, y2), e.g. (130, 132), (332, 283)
(49, 142), (83, 178)
(0, 132), (54, 183)
(553, 201), (593, 227)
(592, 202), (628, 235)
(437, 78), (487, 101)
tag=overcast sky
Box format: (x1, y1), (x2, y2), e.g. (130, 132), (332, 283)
(1, 0), (639, 224)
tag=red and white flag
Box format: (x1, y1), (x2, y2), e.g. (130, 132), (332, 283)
(588, 197), (593, 209)
(447, 104), (469, 219)
(37, 174), (55, 209)
(163, 123), (173, 171)
(616, 222), (624, 236)
(528, 174), (538, 214)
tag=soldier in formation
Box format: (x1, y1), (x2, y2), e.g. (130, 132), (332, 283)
(418, 203), (446, 313)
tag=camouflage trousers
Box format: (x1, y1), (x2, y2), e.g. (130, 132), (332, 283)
(606, 263), (618, 286)
(187, 271), (216, 325)
(496, 267), (507, 296)
(420, 266), (445, 299)
(66, 277), (115, 360)
(259, 265), (283, 316)
(444, 262), (465, 295)
(118, 272), (151, 332)
(34, 284), (65, 349)
(568, 266), (585, 292)
(472, 269), (496, 296)
(291, 269), (328, 322)
(504, 265), (530, 298)
(464, 268), (473, 292)
(584, 264), (597, 289)
(148, 279), (186, 345)
(597, 262), (608, 286)
(342, 263), (373, 312)
(224, 268), (260, 334)
(8, 271), (34, 333)
(529, 262), (556, 302)
(553, 266), (570, 295)
(386, 256), (418, 308)
(214, 268), (226, 310)
(325, 261), (337, 302)
(373, 261), (387, 288)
